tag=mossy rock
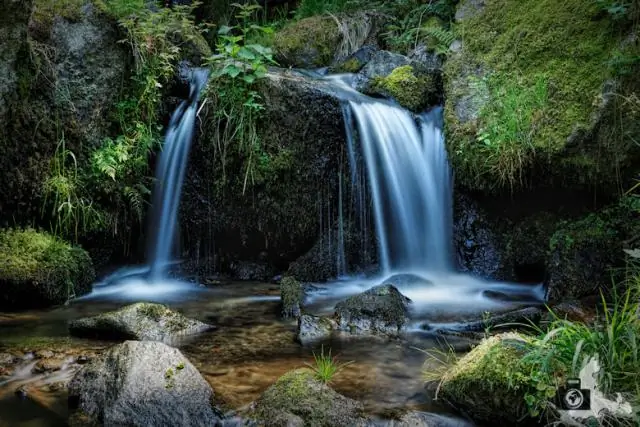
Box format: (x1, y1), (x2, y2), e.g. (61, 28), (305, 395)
(272, 16), (341, 68)
(280, 276), (303, 318)
(444, 0), (640, 192)
(546, 198), (640, 301)
(68, 302), (213, 343)
(370, 65), (438, 111)
(0, 228), (95, 309)
(439, 333), (550, 424)
(250, 368), (366, 426)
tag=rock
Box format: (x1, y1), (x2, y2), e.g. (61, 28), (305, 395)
(408, 44), (444, 72)
(379, 411), (475, 427)
(0, 0), (33, 119)
(15, 385), (29, 399)
(286, 220), (376, 282)
(33, 357), (67, 374)
(68, 340), (222, 426)
(0, 228), (96, 308)
(250, 369), (367, 426)
(296, 314), (336, 345)
(334, 284), (411, 336)
(280, 276), (304, 319)
(0, 352), (17, 365)
(444, 0), (640, 192)
(330, 45), (378, 74)
(34, 350), (55, 359)
(272, 16), (341, 68)
(182, 67), (351, 276)
(68, 302), (212, 343)
(543, 300), (596, 324)
(354, 50), (441, 111)
(439, 333), (550, 424)
(229, 261), (275, 281)
(430, 307), (543, 335)
(452, 193), (505, 279)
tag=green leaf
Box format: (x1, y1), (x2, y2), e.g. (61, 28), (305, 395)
(218, 25), (233, 35)
(242, 74), (256, 84)
(238, 47), (256, 60)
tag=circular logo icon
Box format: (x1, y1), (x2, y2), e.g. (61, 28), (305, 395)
(563, 388), (585, 410)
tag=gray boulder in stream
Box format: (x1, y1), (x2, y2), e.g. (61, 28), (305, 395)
(67, 340), (222, 427)
(335, 284), (411, 336)
(68, 302), (212, 343)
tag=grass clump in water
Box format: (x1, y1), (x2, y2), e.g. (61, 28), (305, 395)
(304, 345), (353, 384)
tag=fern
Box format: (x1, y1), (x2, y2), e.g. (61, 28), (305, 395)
(416, 25), (456, 55)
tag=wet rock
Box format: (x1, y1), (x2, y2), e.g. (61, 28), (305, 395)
(76, 355), (90, 364)
(543, 300), (596, 324)
(379, 411), (475, 427)
(229, 261), (275, 281)
(33, 357), (66, 374)
(296, 314), (336, 345)
(0, 352), (16, 365)
(34, 350), (55, 359)
(250, 368), (367, 426)
(330, 45), (378, 74)
(68, 302), (212, 343)
(334, 284), (411, 336)
(453, 193), (505, 279)
(430, 307), (543, 335)
(68, 340), (222, 426)
(272, 15), (341, 68)
(280, 276), (304, 319)
(15, 385), (29, 399)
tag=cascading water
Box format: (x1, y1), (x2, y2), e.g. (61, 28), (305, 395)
(309, 74), (545, 315)
(82, 68), (210, 299)
(146, 68), (209, 280)
(348, 102), (453, 275)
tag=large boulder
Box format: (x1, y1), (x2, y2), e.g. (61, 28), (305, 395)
(0, 0), (128, 225)
(68, 302), (212, 343)
(334, 284), (411, 336)
(444, 0), (640, 193)
(182, 68), (357, 277)
(296, 314), (336, 345)
(438, 333), (553, 424)
(0, 228), (95, 308)
(67, 340), (222, 426)
(249, 368), (367, 426)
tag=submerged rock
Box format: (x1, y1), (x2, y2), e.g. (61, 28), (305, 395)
(296, 314), (336, 345)
(0, 228), (95, 309)
(379, 411), (475, 427)
(250, 368), (367, 426)
(280, 276), (304, 318)
(334, 284), (411, 336)
(67, 340), (222, 426)
(68, 302), (212, 343)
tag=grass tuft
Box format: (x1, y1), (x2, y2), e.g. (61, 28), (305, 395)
(304, 345), (353, 384)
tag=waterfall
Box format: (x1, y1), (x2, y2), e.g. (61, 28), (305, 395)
(146, 68), (209, 280)
(345, 101), (452, 275)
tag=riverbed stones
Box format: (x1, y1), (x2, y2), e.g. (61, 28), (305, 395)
(335, 284), (411, 336)
(68, 340), (221, 426)
(250, 368), (367, 426)
(68, 302), (212, 343)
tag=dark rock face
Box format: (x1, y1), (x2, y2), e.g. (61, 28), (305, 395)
(250, 369), (367, 426)
(68, 302), (212, 343)
(334, 284), (411, 336)
(181, 68), (354, 277)
(67, 340), (222, 426)
(229, 261), (275, 281)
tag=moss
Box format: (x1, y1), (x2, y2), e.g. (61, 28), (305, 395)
(444, 0), (638, 191)
(272, 16), (341, 68)
(546, 197), (640, 299)
(371, 65), (436, 112)
(93, 0), (146, 20)
(280, 276), (303, 318)
(439, 333), (547, 423)
(0, 228), (95, 308)
(136, 302), (169, 321)
(31, 0), (84, 37)
(253, 368), (363, 426)
(333, 57), (364, 73)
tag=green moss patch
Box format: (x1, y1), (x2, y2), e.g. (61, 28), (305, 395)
(0, 228), (95, 308)
(280, 276), (303, 318)
(445, 0), (636, 191)
(272, 16), (341, 68)
(31, 0), (85, 37)
(439, 333), (555, 423)
(371, 65), (437, 111)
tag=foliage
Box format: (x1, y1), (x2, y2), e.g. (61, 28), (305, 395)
(304, 345), (353, 383)
(42, 137), (105, 242)
(94, 0), (146, 20)
(444, 0), (631, 192)
(204, 2), (277, 194)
